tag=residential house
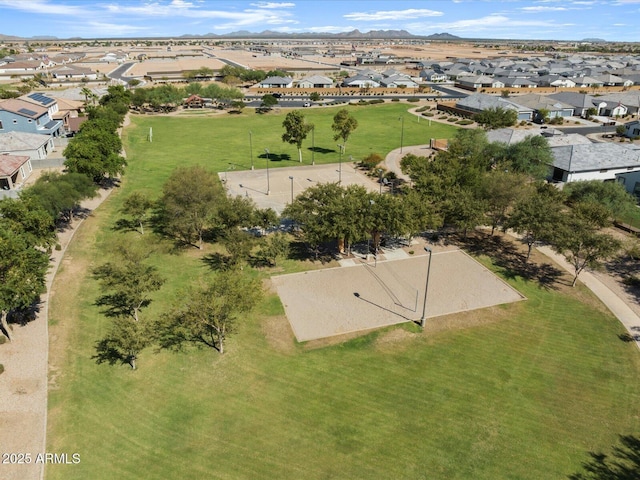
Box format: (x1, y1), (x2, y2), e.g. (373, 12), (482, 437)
(0, 154), (32, 191)
(0, 131), (56, 159)
(0, 98), (64, 137)
(341, 74), (380, 88)
(593, 73), (634, 87)
(419, 69), (448, 82)
(296, 75), (333, 88)
(455, 93), (533, 121)
(615, 170), (640, 199)
(549, 143), (640, 183)
(547, 92), (601, 117)
(623, 120), (640, 138)
(456, 75), (505, 90)
(534, 75), (577, 88)
(257, 76), (293, 88)
(512, 93), (575, 120)
(501, 77), (538, 88)
(379, 74), (418, 89)
(595, 92), (640, 116)
(49, 65), (98, 81)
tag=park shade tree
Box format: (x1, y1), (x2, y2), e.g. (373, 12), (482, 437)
(157, 272), (263, 354)
(260, 94), (278, 111)
(552, 212), (621, 287)
(121, 191), (153, 234)
(94, 316), (152, 370)
(398, 189), (441, 242)
(64, 120), (126, 183)
(255, 232), (290, 267)
(93, 243), (165, 323)
(0, 222), (49, 341)
(473, 106), (518, 130)
(0, 196), (56, 248)
(501, 135), (553, 180)
(332, 108), (358, 153)
(507, 182), (566, 261)
(442, 186), (487, 238)
(563, 180), (637, 222)
(478, 170), (529, 235)
(23, 172), (98, 223)
(156, 165), (222, 249)
(282, 110), (314, 163)
(283, 182), (344, 256)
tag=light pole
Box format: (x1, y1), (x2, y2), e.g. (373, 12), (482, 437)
(249, 131), (254, 170)
(399, 115), (404, 154)
(289, 176), (294, 203)
(367, 199), (374, 261)
(311, 126), (315, 165)
(264, 148), (270, 195)
(420, 246), (432, 328)
(337, 144), (343, 184)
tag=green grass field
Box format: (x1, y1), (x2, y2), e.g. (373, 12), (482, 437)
(46, 105), (640, 479)
(123, 103), (456, 194)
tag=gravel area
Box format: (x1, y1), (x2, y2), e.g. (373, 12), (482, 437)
(272, 248), (525, 342)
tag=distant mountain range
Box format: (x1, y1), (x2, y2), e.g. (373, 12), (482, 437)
(0, 30), (462, 41)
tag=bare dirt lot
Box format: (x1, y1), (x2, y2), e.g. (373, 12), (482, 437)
(272, 248), (525, 342)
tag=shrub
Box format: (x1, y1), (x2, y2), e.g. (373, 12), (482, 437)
(55, 244), (62, 251)
(360, 153), (384, 170)
(0, 364), (4, 375)
(407, 98), (420, 102)
(391, 98), (400, 102)
(456, 119), (474, 125)
(447, 117), (457, 122)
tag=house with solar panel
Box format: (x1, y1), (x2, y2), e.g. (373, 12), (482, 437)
(0, 92), (64, 138)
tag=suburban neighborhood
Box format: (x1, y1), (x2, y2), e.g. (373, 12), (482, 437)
(1, 2), (640, 478)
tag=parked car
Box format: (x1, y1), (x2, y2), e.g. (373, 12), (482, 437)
(303, 102), (311, 107)
(272, 92), (282, 98)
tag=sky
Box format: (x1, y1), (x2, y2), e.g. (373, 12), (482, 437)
(0, 0), (639, 42)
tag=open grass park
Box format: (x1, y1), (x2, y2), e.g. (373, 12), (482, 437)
(45, 103), (640, 479)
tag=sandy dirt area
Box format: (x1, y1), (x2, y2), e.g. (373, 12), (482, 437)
(272, 248), (525, 342)
(222, 163), (381, 214)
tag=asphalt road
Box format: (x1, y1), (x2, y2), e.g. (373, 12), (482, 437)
(106, 62), (136, 82)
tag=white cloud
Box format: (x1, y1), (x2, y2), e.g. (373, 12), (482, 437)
(0, 0), (88, 15)
(521, 6), (568, 11)
(68, 21), (151, 37)
(344, 8), (443, 22)
(409, 14), (573, 34)
(249, 2), (295, 8)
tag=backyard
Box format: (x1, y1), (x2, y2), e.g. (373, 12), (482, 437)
(45, 104), (640, 479)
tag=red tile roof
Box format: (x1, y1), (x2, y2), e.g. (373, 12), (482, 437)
(0, 154), (30, 177)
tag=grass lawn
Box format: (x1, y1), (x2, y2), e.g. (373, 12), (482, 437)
(123, 103), (457, 195)
(46, 106), (640, 479)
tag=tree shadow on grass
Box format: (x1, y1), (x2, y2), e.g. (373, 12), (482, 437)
(308, 146), (335, 155)
(287, 240), (335, 264)
(112, 218), (139, 234)
(618, 325), (640, 344)
(568, 434), (640, 479)
(258, 152), (291, 162)
(453, 231), (564, 290)
(202, 252), (235, 271)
